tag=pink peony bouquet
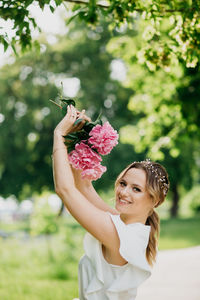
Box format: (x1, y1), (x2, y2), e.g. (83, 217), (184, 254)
(88, 122), (118, 155)
(68, 121), (118, 180)
(50, 98), (119, 180)
(68, 142), (107, 180)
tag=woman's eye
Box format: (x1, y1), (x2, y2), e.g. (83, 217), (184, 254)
(120, 181), (126, 186)
(133, 187), (141, 192)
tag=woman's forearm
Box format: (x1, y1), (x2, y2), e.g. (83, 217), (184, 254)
(52, 131), (75, 192)
(71, 167), (119, 214)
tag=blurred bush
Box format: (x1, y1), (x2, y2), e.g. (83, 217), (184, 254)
(181, 186), (200, 215)
(30, 192), (60, 236)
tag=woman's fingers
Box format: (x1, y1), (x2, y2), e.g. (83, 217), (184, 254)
(54, 105), (77, 136)
(84, 115), (91, 122)
(79, 109), (85, 119)
(67, 105), (77, 120)
(75, 109), (91, 123)
(75, 109), (86, 130)
(71, 105), (77, 119)
(65, 106), (92, 132)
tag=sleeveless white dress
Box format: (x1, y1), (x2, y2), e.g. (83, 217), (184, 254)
(78, 213), (152, 300)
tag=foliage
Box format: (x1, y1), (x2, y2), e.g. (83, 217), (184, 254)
(0, 217), (85, 300)
(0, 55), (59, 199)
(1, 1), (200, 69)
(159, 215), (200, 249)
(106, 23), (200, 216)
(181, 186), (200, 214)
(0, 21), (133, 199)
(0, 13), (199, 217)
(30, 193), (59, 236)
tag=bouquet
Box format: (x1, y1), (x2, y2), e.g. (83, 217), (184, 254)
(51, 97), (119, 180)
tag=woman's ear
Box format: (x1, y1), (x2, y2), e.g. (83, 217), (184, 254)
(154, 201), (159, 208)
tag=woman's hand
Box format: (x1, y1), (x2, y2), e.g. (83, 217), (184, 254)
(54, 105), (77, 137)
(70, 108), (91, 134)
(54, 105), (91, 137)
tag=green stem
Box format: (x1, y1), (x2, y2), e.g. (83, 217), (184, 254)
(49, 99), (62, 109)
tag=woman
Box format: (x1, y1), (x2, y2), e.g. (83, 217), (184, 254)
(52, 105), (169, 300)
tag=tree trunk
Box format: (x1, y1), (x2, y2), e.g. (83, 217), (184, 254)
(170, 183), (179, 217)
(58, 201), (64, 217)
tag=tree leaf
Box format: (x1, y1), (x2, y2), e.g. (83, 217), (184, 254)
(50, 6), (55, 13)
(3, 38), (9, 52)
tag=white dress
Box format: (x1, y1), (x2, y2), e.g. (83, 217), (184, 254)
(78, 213), (152, 300)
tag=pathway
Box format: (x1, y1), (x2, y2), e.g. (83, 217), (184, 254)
(137, 246), (200, 300)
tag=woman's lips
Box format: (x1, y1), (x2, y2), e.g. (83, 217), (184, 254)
(117, 196), (132, 205)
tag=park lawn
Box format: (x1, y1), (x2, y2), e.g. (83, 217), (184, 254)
(159, 215), (200, 250)
(0, 219), (85, 300)
(0, 215), (199, 299)
(0, 236), (81, 300)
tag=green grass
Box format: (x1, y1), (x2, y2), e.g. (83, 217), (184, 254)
(0, 217), (85, 300)
(159, 215), (200, 250)
(0, 215), (200, 299)
(0, 239), (79, 300)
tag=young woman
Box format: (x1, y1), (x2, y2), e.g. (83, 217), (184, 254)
(52, 105), (170, 300)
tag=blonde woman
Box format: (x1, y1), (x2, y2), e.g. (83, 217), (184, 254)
(52, 105), (169, 300)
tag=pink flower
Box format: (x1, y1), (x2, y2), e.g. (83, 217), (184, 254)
(68, 142), (102, 169)
(88, 121), (119, 155)
(81, 164), (107, 181)
(68, 142), (106, 180)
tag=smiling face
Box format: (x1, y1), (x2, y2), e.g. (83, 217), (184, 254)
(115, 168), (154, 224)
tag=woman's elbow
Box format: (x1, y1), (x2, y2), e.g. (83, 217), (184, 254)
(55, 186), (67, 198)
(55, 184), (75, 197)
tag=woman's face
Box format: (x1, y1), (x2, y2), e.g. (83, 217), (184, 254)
(115, 168), (153, 223)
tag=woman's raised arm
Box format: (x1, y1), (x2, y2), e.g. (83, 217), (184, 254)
(71, 167), (119, 214)
(52, 105), (119, 249)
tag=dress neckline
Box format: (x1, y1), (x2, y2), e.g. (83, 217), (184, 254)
(119, 215), (151, 228)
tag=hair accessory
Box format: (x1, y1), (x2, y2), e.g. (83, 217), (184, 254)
(142, 159), (169, 196)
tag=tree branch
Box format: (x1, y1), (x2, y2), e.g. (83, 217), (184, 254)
(64, 0), (109, 9)
(64, 0), (196, 14)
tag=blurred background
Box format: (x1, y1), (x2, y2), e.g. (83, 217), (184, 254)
(0, 1), (200, 299)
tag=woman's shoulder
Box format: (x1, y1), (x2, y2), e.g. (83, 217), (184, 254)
(107, 213), (151, 259)
(108, 212), (151, 235)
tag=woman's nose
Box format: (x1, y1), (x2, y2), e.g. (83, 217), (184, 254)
(120, 186), (130, 196)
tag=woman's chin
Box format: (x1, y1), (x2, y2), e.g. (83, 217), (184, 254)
(115, 201), (129, 212)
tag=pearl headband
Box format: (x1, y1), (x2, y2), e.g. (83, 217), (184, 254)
(135, 159), (169, 196)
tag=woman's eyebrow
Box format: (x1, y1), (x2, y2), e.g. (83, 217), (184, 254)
(122, 178), (144, 189)
(119, 178), (126, 183)
(131, 183), (143, 189)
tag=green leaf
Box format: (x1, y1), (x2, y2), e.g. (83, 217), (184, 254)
(11, 39), (18, 56)
(92, 110), (103, 126)
(63, 133), (78, 140)
(3, 39), (9, 52)
(82, 122), (95, 133)
(73, 118), (83, 126)
(66, 12), (81, 25)
(61, 99), (76, 106)
(61, 99), (76, 116)
(61, 104), (68, 116)
(50, 5), (55, 13)
(55, 0), (62, 6)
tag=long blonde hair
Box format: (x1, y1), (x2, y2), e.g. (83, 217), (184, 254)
(115, 160), (169, 266)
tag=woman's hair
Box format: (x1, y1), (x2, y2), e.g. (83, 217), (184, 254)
(115, 159), (170, 266)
